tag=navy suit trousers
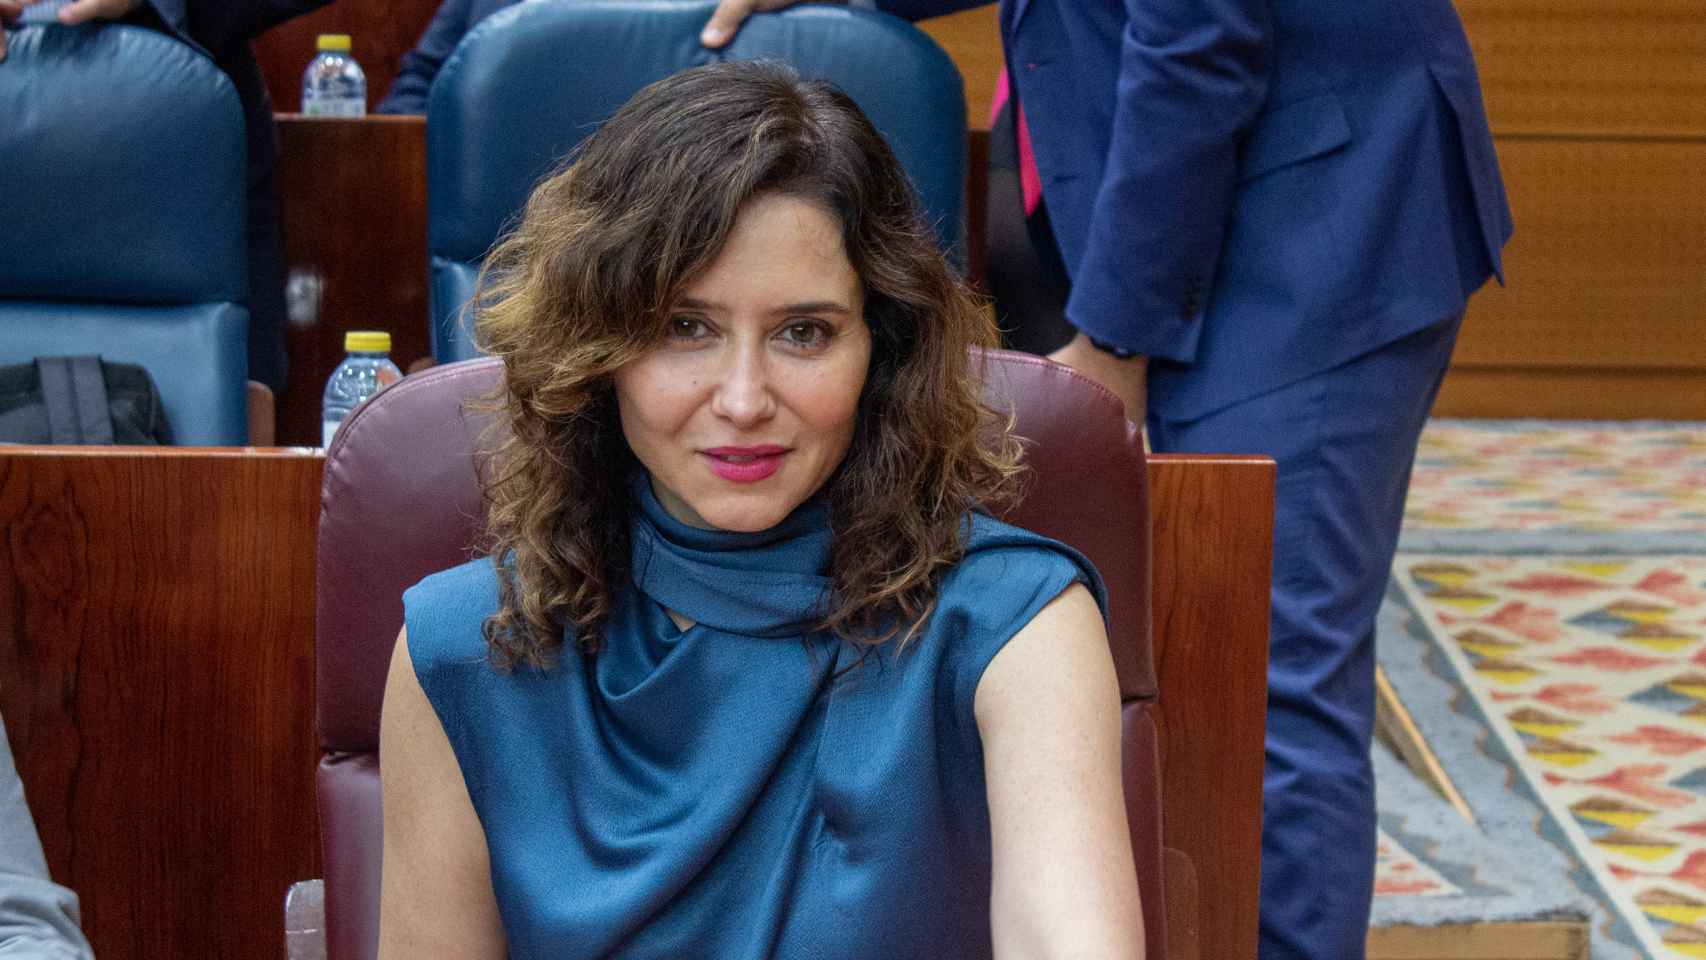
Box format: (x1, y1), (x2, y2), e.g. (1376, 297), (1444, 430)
(1148, 314), (1462, 959)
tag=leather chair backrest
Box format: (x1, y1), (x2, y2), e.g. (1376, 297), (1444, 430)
(0, 24), (250, 444)
(318, 351), (1163, 959)
(425, 0), (966, 362)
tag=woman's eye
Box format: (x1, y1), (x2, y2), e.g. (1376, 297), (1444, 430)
(667, 316), (708, 340)
(781, 321), (831, 348)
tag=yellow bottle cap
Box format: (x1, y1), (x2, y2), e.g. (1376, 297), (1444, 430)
(344, 331), (391, 353)
(317, 34), (352, 52)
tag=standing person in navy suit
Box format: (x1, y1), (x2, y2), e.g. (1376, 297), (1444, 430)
(0, 0), (330, 395)
(702, 0), (1512, 955)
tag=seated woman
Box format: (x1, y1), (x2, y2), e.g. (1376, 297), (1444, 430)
(378, 60), (1143, 959)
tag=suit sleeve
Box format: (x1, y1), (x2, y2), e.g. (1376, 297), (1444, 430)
(146, 0), (330, 53)
(1066, 0), (1272, 362)
(874, 0), (990, 21)
(377, 0), (476, 114)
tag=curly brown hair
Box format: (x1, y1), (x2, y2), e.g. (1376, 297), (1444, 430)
(474, 60), (1024, 669)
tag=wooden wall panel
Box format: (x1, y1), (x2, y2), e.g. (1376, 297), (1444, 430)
(0, 449), (323, 960)
(1458, 0), (1706, 138)
(1454, 138), (1706, 371)
(917, 6), (1002, 132)
(1433, 366), (1706, 421)
(1148, 454), (1274, 960)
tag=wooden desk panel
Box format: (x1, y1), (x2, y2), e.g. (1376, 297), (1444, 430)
(0, 449), (323, 960)
(1149, 454), (1274, 960)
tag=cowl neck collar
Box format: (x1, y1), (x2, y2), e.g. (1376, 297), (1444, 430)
(628, 473), (834, 638)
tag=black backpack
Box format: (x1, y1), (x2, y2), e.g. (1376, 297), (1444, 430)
(0, 356), (172, 445)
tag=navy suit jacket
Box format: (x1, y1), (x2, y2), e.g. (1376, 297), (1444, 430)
(377, 0), (517, 113)
(882, 0), (1512, 420)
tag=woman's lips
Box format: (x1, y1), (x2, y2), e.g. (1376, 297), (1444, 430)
(700, 446), (788, 483)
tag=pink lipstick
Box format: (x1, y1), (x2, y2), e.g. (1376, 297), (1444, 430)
(701, 445), (788, 483)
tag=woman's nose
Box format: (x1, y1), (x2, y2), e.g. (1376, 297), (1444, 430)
(709, 345), (777, 426)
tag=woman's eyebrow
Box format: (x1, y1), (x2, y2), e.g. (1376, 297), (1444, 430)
(776, 300), (854, 316)
(675, 296), (853, 316)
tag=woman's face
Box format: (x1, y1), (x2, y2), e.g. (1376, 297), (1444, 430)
(614, 192), (871, 532)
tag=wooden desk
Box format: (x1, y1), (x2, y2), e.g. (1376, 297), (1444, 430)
(0, 447), (1267, 958)
(0, 448), (323, 960)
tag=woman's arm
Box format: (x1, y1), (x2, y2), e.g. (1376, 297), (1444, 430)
(377, 628), (507, 959)
(975, 583), (1144, 959)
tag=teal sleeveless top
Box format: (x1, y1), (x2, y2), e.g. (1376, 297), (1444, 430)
(403, 476), (1104, 958)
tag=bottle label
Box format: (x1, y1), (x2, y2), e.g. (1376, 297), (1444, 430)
(303, 97), (365, 118)
(323, 418), (341, 448)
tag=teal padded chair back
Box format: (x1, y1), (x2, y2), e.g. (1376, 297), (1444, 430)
(0, 23), (249, 444)
(426, 0), (965, 362)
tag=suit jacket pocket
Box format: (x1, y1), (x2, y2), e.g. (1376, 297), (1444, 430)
(1237, 91), (1354, 184)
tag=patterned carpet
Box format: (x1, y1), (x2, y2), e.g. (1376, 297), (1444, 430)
(1374, 420), (1706, 957)
(1404, 423), (1706, 535)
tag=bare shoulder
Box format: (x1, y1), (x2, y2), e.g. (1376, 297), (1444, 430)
(973, 581), (1114, 727)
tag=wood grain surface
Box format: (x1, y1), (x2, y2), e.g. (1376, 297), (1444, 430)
(1148, 454), (1275, 960)
(0, 449), (324, 960)
(1458, 0), (1706, 139)
(1453, 138), (1706, 372)
(1435, 366), (1706, 421)
(1367, 919), (1590, 960)
(916, 6), (1001, 131)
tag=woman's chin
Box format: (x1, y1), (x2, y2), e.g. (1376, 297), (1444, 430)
(695, 505), (789, 534)
(679, 489), (801, 533)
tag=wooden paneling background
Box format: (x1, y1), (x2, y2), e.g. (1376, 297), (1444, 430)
(1456, 0), (1706, 137)
(1437, 0), (1706, 417)
(0, 449), (323, 960)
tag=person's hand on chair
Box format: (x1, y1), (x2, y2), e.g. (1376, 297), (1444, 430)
(700, 0), (798, 48)
(0, 0), (140, 62)
(1049, 333), (1149, 428)
(48, 0), (141, 23)
(0, 0), (22, 63)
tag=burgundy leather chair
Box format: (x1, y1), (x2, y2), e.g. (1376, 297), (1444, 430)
(315, 350), (1167, 959)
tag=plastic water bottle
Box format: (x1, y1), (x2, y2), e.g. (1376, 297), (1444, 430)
(301, 34), (366, 117)
(322, 331), (402, 447)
